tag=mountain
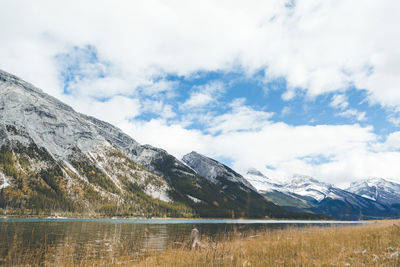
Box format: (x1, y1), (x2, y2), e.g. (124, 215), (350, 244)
(0, 69), (180, 217)
(347, 178), (400, 208)
(182, 152), (256, 190)
(244, 168), (282, 192)
(182, 152), (328, 219)
(0, 69), (323, 219)
(245, 171), (315, 212)
(244, 170), (398, 220)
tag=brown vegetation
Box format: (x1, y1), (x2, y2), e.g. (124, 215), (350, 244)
(136, 220), (400, 267)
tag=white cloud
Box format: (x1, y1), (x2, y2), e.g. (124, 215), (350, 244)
(206, 99), (273, 134)
(121, 118), (211, 158)
(330, 94), (366, 121)
(62, 95), (141, 126)
(330, 94), (348, 110)
(281, 106), (291, 116)
(139, 79), (178, 99)
(337, 109), (366, 121)
(372, 131), (400, 152)
(181, 81), (225, 109)
(141, 100), (176, 119)
(182, 93), (213, 109)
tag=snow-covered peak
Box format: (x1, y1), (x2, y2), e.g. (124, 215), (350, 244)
(182, 151), (256, 190)
(365, 177), (394, 187)
(282, 174), (334, 202)
(288, 174), (332, 187)
(243, 168), (282, 192)
(347, 177), (400, 205)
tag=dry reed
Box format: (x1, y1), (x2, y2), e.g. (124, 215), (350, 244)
(135, 220), (400, 267)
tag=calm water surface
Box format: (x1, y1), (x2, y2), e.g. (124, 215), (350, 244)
(0, 218), (362, 265)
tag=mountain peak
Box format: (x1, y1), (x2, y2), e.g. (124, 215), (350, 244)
(246, 168), (266, 177)
(289, 174), (331, 186)
(347, 177), (400, 205)
(282, 175), (334, 202)
(182, 151), (255, 190)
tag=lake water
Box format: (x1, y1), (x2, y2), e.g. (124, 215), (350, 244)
(0, 218), (361, 265)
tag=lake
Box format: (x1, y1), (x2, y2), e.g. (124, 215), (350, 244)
(0, 218), (362, 266)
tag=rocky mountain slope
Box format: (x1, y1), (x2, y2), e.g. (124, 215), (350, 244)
(182, 152), (255, 190)
(0, 69), (324, 219)
(347, 178), (400, 208)
(0, 69), (180, 217)
(244, 170), (400, 220)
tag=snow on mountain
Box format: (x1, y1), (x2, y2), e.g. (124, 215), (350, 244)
(0, 172), (10, 189)
(244, 168), (282, 192)
(282, 175), (339, 202)
(243, 171), (339, 202)
(280, 174), (388, 210)
(347, 178), (400, 206)
(182, 151), (255, 190)
(180, 152), (328, 219)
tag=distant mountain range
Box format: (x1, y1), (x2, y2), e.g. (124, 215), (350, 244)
(244, 170), (400, 220)
(347, 178), (400, 208)
(0, 69), (324, 219)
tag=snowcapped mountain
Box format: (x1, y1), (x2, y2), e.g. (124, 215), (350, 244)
(244, 169), (398, 220)
(244, 168), (282, 192)
(347, 178), (400, 207)
(244, 171), (339, 202)
(282, 175), (343, 202)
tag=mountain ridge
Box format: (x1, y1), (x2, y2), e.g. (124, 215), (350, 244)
(243, 169), (400, 220)
(347, 177), (400, 207)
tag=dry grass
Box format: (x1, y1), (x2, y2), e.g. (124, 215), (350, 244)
(1, 220), (399, 266)
(135, 220), (400, 267)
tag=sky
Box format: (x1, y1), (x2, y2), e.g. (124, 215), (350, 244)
(1, 0), (400, 187)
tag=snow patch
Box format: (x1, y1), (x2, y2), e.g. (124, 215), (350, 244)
(0, 172), (10, 189)
(145, 184), (171, 202)
(186, 194), (202, 203)
(361, 194), (376, 201)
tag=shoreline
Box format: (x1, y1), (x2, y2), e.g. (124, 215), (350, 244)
(0, 215), (368, 224)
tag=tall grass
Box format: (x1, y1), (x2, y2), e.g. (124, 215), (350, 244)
(136, 220), (400, 267)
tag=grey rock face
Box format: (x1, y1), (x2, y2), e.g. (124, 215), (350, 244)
(182, 151), (256, 191)
(242, 169), (395, 220)
(0, 69), (171, 201)
(348, 178), (400, 206)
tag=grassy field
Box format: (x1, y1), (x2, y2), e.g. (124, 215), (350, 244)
(135, 220), (400, 267)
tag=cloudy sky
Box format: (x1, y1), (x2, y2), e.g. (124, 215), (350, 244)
(1, 0), (400, 187)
